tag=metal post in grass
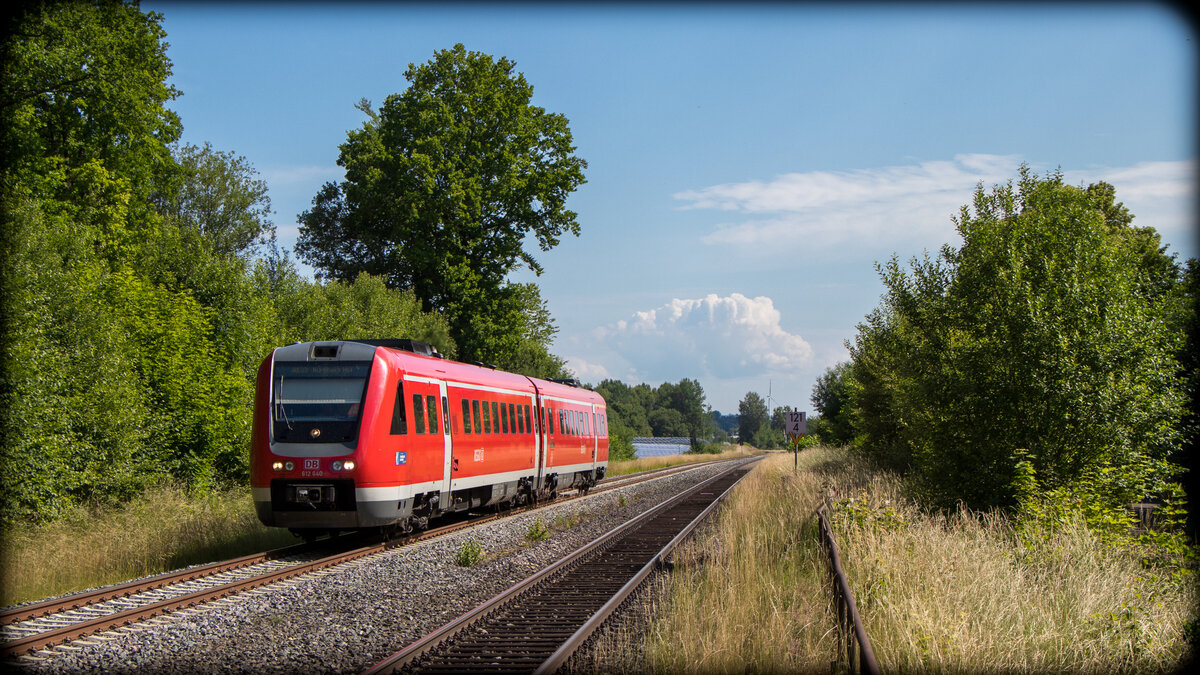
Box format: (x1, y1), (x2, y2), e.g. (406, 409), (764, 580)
(816, 501), (880, 675)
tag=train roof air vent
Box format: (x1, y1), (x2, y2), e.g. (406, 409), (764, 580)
(312, 344), (339, 359)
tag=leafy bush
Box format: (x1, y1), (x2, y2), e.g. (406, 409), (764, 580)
(454, 539), (485, 567)
(848, 168), (1187, 510)
(525, 519), (549, 543)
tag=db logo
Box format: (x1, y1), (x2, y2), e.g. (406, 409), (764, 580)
(304, 459), (320, 470)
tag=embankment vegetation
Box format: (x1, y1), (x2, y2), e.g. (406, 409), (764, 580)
(0, 449), (752, 606)
(0, 3), (577, 529)
(641, 449), (1195, 673)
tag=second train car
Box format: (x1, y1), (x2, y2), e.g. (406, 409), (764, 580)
(250, 339), (609, 538)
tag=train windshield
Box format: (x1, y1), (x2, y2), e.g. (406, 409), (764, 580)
(273, 362), (371, 423)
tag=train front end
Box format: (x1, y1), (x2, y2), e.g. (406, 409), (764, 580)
(250, 341), (406, 534)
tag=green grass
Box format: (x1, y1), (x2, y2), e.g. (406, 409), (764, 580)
(0, 484), (295, 606)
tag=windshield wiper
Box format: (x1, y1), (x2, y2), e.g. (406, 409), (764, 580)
(277, 375), (293, 431)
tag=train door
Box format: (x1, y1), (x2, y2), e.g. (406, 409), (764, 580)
(534, 396), (547, 491)
(589, 403), (599, 473)
(438, 381), (453, 497)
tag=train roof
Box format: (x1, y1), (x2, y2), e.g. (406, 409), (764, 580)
(294, 340), (604, 407)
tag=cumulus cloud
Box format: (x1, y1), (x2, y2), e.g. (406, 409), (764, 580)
(677, 155), (1196, 256)
(1064, 160), (1196, 246)
(563, 356), (610, 382)
(593, 293), (813, 382)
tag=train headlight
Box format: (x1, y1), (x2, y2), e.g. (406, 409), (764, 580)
(343, 460), (355, 471)
(284, 461), (294, 471)
(332, 461), (343, 471)
(272, 461), (283, 471)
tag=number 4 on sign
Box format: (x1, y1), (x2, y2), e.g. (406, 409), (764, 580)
(787, 411), (807, 473)
(786, 411), (806, 442)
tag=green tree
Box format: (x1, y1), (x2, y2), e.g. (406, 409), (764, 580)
(1, 0), (181, 243)
(594, 379), (653, 437)
(737, 391), (769, 446)
(848, 167), (1187, 510)
(669, 378), (712, 448)
(811, 362), (856, 446)
(157, 142), (273, 257)
(296, 44), (587, 365)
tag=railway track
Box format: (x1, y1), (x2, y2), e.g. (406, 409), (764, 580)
(365, 457), (759, 674)
(1, 458), (727, 660)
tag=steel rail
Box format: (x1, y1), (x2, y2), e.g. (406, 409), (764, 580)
(816, 502), (880, 675)
(533, 465), (747, 674)
(0, 542), (315, 626)
(2, 458), (727, 659)
(363, 457), (759, 675)
(1, 540), (389, 658)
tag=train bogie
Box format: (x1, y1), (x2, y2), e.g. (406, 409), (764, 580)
(250, 340), (608, 535)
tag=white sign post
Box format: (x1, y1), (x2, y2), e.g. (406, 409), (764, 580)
(786, 411), (807, 441)
(786, 411), (807, 472)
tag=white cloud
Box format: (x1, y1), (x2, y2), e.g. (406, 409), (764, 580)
(261, 164), (344, 189)
(591, 293), (813, 382)
(678, 155), (1196, 257)
(564, 356), (610, 381)
(1063, 161), (1196, 250)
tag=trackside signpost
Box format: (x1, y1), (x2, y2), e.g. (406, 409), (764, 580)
(786, 411), (806, 472)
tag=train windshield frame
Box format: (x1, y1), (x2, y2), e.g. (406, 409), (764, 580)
(272, 361), (372, 441)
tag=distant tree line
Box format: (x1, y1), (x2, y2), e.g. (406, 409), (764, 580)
(807, 167), (1197, 537)
(0, 3), (580, 523)
(590, 378), (721, 460)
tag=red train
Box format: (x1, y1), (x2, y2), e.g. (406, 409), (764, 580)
(250, 339), (608, 538)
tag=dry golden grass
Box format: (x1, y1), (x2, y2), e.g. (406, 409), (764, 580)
(832, 474), (1197, 674)
(0, 484), (295, 606)
(642, 449), (843, 673)
(640, 447), (1195, 674)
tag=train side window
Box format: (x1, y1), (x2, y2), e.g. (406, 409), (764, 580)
(518, 404), (527, 434)
(544, 407), (552, 434)
(481, 400), (491, 433)
(412, 393), (425, 434)
(491, 402), (500, 433)
(390, 382), (408, 435)
(500, 402), (510, 434)
(426, 395), (438, 434)
(462, 400), (472, 434)
(509, 403), (517, 434)
(442, 396), (450, 434)
(473, 400), (482, 434)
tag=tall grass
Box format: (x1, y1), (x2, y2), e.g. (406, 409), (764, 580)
(831, 471), (1196, 673)
(641, 447), (1195, 674)
(0, 484), (295, 606)
(642, 449), (843, 673)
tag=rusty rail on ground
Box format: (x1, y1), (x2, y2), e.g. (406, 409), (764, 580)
(816, 502), (880, 675)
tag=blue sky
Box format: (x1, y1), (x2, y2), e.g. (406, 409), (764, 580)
(148, 1), (1197, 414)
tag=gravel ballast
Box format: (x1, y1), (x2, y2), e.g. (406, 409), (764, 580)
(16, 461), (735, 674)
